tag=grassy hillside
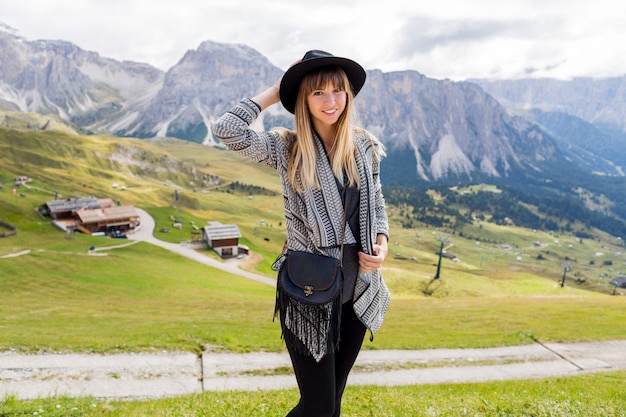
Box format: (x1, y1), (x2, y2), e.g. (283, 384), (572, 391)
(1, 122), (625, 355)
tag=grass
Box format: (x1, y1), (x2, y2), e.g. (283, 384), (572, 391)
(2, 371), (625, 416)
(1, 125), (625, 415)
(0, 242), (281, 354)
(2, 228), (625, 354)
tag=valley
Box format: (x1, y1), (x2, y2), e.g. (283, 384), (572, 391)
(2, 122), (624, 300)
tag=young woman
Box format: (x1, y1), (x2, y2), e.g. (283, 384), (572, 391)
(212, 50), (391, 417)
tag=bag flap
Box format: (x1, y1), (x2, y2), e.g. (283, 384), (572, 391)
(286, 250), (339, 291)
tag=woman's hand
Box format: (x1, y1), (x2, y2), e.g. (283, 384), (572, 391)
(250, 58), (302, 111)
(358, 235), (388, 272)
(251, 79), (280, 110)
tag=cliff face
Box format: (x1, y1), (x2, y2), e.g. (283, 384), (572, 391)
(358, 70), (557, 181)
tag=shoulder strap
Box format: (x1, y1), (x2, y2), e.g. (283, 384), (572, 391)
(338, 187), (348, 264)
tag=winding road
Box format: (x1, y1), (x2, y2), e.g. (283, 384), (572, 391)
(127, 208), (275, 286)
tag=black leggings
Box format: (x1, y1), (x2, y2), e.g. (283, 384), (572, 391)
(285, 301), (367, 417)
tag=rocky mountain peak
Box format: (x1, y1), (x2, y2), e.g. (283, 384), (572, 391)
(0, 22), (21, 37)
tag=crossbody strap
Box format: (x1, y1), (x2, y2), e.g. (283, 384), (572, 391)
(337, 188), (348, 266)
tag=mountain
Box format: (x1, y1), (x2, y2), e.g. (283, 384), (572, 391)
(357, 70), (558, 184)
(116, 41), (284, 145)
(473, 77), (626, 131)
(523, 109), (626, 176)
(0, 24), (163, 132)
(474, 77), (626, 173)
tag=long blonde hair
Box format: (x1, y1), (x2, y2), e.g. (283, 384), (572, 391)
(286, 67), (361, 191)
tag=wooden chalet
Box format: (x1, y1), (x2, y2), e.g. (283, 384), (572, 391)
(202, 222), (243, 258)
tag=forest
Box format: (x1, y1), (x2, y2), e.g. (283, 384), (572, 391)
(385, 181), (626, 239)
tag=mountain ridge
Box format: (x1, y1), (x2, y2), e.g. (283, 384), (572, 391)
(1, 21), (625, 189)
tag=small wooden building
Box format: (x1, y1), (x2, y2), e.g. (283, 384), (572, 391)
(202, 223), (242, 258)
(40, 197), (139, 235)
(14, 176), (32, 186)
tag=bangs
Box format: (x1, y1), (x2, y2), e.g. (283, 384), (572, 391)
(301, 67), (351, 95)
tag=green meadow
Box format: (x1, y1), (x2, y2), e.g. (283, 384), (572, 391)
(1, 121), (625, 415)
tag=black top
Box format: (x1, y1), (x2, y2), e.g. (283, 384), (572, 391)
(337, 178), (361, 303)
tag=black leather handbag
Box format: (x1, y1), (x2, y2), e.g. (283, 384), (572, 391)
(278, 250), (342, 305)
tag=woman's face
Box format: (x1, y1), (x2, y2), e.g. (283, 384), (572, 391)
(306, 83), (347, 129)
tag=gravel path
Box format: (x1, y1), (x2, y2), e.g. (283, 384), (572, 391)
(1, 340), (625, 400)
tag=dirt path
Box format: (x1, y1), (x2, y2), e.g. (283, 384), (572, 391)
(0, 249), (30, 258)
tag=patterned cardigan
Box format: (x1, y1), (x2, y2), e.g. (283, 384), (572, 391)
(212, 98), (391, 357)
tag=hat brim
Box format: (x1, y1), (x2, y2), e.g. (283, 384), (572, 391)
(279, 56), (366, 114)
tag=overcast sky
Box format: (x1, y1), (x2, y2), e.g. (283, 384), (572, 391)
(3, 0), (625, 81)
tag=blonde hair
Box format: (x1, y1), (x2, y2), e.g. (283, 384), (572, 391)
(285, 67), (361, 191)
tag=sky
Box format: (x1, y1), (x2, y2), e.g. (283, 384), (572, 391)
(3, 0), (626, 81)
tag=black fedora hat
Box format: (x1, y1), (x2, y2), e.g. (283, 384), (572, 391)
(279, 50), (366, 114)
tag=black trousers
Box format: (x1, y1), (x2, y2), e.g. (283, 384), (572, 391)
(285, 301), (367, 417)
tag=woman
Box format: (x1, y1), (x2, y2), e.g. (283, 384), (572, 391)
(212, 50), (391, 417)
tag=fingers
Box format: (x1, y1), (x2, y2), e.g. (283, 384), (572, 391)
(358, 250), (384, 272)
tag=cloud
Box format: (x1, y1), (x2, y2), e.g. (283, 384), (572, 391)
(382, 11), (623, 80)
(2, 0), (626, 80)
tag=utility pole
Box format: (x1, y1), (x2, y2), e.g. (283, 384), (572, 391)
(560, 263), (570, 287)
(434, 236), (449, 280)
(434, 240), (444, 280)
